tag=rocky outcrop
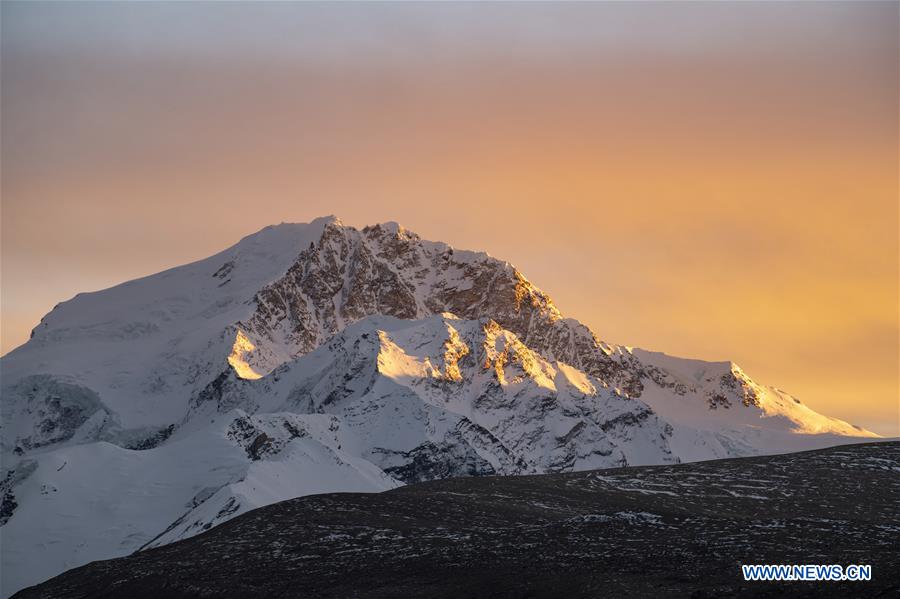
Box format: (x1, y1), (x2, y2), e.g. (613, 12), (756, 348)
(0, 461), (37, 526)
(189, 314), (678, 480)
(375, 440), (497, 484)
(236, 220), (643, 394)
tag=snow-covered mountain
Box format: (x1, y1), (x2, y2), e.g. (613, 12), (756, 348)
(0, 216), (878, 596)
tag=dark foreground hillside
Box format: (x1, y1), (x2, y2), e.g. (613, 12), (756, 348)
(16, 442), (900, 598)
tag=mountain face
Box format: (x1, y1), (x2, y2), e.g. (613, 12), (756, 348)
(235, 221), (643, 395)
(15, 442), (900, 599)
(0, 216), (878, 596)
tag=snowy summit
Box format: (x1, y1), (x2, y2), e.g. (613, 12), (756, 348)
(0, 216), (878, 596)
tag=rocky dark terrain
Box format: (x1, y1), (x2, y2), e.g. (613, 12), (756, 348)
(15, 441), (899, 598)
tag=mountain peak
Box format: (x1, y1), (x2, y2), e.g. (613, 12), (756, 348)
(311, 214), (343, 227)
(231, 218), (577, 383)
(363, 220), (420, 243)
(0, 215), (883, 597)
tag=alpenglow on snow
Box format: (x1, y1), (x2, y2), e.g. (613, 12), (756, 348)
(0, 216), (878, 596)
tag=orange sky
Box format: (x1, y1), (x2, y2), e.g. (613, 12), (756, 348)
(2, 2), (898, 435)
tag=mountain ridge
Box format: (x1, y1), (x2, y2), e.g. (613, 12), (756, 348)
(0, 216), (879, 596)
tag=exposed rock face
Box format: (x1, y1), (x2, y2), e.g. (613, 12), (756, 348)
(190, 315), (676, 479)
(0, 462), (37, 527)
(238, 221), (643, 394)
(123, 425), (176, 451)
(376, 439), (498, 484)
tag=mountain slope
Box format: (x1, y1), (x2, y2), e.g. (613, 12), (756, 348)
(14, 442), (899, 599)
(0, 217), (879, 596)
(0, 410), (398, 596)
(186, 314), (679, 475)
(1, 218), (335, 449)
